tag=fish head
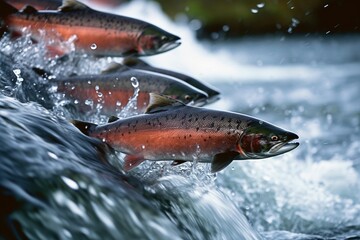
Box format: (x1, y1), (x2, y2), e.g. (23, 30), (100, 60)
(137, 27), (181, 56)
(238, 120), (299, 159)
(162, 83), (208, 106)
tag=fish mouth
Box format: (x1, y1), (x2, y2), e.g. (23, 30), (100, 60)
(268, 141), (299, 156)
(263, 132), (299, 157)
(205, 94), (221, 105)
(158, 37), (181, 53)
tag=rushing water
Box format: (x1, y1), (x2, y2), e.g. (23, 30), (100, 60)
(1, 1), (360, 240)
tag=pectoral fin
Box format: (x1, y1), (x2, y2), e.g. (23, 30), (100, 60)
(123, 154), (145, 171)
(145, 93), (185, 114)
(211, 151), (239, 173)
(171, 160), (187, 166)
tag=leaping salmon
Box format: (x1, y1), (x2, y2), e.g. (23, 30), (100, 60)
(0, 0), (181, 57)
(72, 93), (299, 172)
(123, 58), (220, 104)
(52, 64), (209, 115)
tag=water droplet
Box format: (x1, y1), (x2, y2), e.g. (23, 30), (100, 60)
(97, 92), (103, 98)
(87, 80), (92, 85)
(90, 43), (97, 50)
(141, 145), (146, 149)
(116, 101), (122, 107)
(47, 151), (58, 160)
(211, 32), (219, 40)
(324, 4), (329, 8)
(61, 176), (79, 190)
(74, 99), (79, 104)
(222, 25), (230, 32)
(326, 30), (331, 35)
(292, 18), (300, 26)
(13, 69), (21, 75)
(189, 19), (202, 31)
(259, 120), (263, 125)
(85, 99), (93, 106)
(95, 85), (100, 91)
(251, 8), (258, 13)
(130, 77), (139, 88)
(257, 3), (265, 8)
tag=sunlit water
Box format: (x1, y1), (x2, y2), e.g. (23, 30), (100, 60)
(1, 1), (360, 240)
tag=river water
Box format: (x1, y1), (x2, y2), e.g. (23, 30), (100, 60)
(0, 1), (359, 239)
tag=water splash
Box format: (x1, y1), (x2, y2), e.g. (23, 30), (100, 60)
(117, 77), (140, 119)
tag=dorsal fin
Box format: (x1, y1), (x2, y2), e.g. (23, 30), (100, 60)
(101, 62), (129, 74)
(108, 116), (119, 123)
(123, 58), (150, 68)
(145, 93), (185, 114)
(58, 0), (90, 12)
(21, 5), (38, 14)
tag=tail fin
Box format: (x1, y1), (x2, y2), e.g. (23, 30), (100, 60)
(0, 0), (18, 17)
(71, 120), (97, 136)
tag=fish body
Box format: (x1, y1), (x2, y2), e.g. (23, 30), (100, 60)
(0, 0), (181, 56)
(124, 58), (220, 104)
(53, 65), (208, 115)
(73, 94), (299, 172)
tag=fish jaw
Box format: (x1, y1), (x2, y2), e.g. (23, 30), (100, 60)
(137, 28), (181, 56)
(239, 126), (299, 159)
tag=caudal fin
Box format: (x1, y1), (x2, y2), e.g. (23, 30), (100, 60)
(71, 120), (97, 136)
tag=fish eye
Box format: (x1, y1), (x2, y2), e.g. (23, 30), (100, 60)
(184, 95), (192, 101)
(161, 36), (168, 41)
(271, 135), (279, 141)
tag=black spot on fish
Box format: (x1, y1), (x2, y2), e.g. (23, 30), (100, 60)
(228, 118), (232, 123)
(216, 127), (221, 132)
(196, 127), (199, 131)
(221, 117), (225, 121)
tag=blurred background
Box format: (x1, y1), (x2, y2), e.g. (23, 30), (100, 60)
(93, 0), (360, 38)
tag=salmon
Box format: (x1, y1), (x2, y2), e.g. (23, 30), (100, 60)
(123, 58), (220, 104)
(0, 0), (181, 57)
(52, 64), (208, 115)
(72, 93), (299, 172)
